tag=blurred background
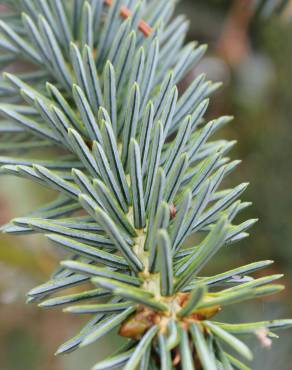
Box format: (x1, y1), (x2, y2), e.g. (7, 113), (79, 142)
(1, 0), (292, 369)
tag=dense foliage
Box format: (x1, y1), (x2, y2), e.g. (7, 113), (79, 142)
(0, 0), (291, 369)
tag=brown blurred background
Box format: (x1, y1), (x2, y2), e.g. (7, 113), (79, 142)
(1, 1), (292, 369)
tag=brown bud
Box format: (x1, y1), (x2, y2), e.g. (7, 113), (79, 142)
(169, 204), (177, 220)
(119, 308), (158, 339)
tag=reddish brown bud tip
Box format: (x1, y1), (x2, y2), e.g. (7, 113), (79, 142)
(170, 204), (177, 220)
